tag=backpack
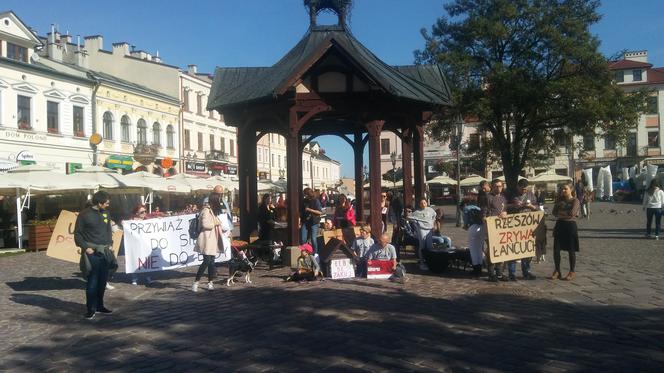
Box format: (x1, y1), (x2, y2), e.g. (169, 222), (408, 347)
(188, 213), (201, 239)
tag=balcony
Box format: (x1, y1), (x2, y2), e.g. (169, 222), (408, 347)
(206, 150), (230, 163)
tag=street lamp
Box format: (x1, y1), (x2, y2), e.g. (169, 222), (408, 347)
(390, 151), (397, 189)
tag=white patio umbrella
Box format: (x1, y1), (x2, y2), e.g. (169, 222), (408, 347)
(206, 175), (239, 191)
(65, 165), (128, 189)
(459, 174), (487, 187)
(530, 170), (572, 183)
(167, 173), (214, 192)
(257, 180), (285, 193)
(426, 175), (457, 186)
(122, 171), (191, 193)
(497, 175), (527, 182)
(0, 164), (97, 192)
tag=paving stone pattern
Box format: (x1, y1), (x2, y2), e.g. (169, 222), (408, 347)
(1, 202), (663, 372)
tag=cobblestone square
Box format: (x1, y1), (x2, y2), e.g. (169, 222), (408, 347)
(1, 202), (663, 372)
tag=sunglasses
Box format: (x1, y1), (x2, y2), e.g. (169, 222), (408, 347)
(139, 211), (147, 214)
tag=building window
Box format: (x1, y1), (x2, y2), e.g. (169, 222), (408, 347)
(184, 129), (191, 150)
(648, 132), (659, 148)
(73, 106), (84, 137)
(152, 122), (161, 146)
(604, 135), (616, 150)
(468, 133), (480, 150)
(197, 132), (203, 151)
(210, 134), (215, 150)
(380, 139), (390, 155)
(103, 111), (113, 140)
(220, 137), (226, 154)
(647, 96), (659, 115)
(121, 115), (131, 142)
(197, 94), (203, 115)
(271, 154), (275, 167)
(230, 139), (235, 156)
(633, 69), (643, 82)
(166, 125), (174, 148)
(47, 101), (59, 134)
(7, 42), (28, 62)
(17, 95), (31, 129)
(554, 130), (567, 147)
(258, 148), (262, 162)
(208, 110), (214, 119)
(614, 70), (624, 83)
(182, 88), (189, 111)
(583, 134), (595, 150)
(137, 119), (147, 145)
(278, 155), (281, 168)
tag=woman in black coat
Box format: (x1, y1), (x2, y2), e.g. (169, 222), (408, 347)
(257, 193), (276, 242)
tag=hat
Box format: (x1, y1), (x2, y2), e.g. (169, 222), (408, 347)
(299, 243), (313, 254)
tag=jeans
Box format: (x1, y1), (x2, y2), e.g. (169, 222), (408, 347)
(646, 208), (662, 236)
(86, 253), (108, 313)
(300, 223), (320, 254)
(195, 255), (216, 282)
(507, 258), (532, 276)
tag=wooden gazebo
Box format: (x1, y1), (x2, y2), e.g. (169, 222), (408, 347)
(207, 2), (451, 244)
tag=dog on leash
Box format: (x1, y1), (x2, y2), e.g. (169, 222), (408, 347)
(226, 248), (258, 286)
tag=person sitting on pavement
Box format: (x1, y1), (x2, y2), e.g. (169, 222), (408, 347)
(505, 178), (539, 280)
(286, 243), (321, 282)
(367, 232), (398, 272)
(351, 225), (374, 277)
(407, 198), (437, 271)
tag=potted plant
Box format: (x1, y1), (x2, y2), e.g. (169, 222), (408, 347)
(27, 217), (58, 251)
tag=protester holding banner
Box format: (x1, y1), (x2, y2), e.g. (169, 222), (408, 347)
(551, 182), (580, 281)
(481, 179), (508, 282)
(407, 198), (437, 271)
(367, 233), (397, 268)
(129, 204), (152, 286)
(258, 193), (276, 242)
(74, 190), (117, 319)
(351, 225), (374, 277)
(505, 179), (538, 280)
(192, 195), (222, 292)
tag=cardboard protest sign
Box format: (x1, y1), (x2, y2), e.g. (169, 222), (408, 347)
(486, 211), (544, 263)
(47, 210), (122, 263)
(123, 214), (231, 274)
(366, 260), (394, 279)
(329, 258), (355, 279)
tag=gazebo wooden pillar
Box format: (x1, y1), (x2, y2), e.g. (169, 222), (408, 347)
(366, 120), (385, 236)
(401, 127), (414, 208)
(353, 130), (365, 223)
(237, 125), (258, 240)
(413, 125), (426, 203)
(286, 129), (301, 246)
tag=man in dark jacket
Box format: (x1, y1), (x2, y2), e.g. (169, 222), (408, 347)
(75, 191), (116, 319)
(480, 179), (508, 282)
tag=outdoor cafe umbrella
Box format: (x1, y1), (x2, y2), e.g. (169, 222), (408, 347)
(426, 175), (457, 186)
(459, 174), (487, 187)
(167, 173), (215, 192)
(65, 165), (128, 190)
(530, 170), (572, 183)
(122, 171), (191, 193)
(206, 175), (239, 191)
(257, 180), (286, 193)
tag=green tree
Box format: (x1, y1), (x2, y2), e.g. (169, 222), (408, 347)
(416, 0), (645, 192)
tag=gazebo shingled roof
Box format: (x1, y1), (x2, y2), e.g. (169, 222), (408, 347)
(207, 5), (451, 244)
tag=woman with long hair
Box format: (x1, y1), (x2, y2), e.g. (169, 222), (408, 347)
(643, 179), (664, 239)
(551, 182), (581, 281)
(333, 194), (356, 228)
(258, 193), (276, 242)
(192, 193), (222, 292)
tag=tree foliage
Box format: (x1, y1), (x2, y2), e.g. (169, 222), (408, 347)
(415, 0), (646, 191)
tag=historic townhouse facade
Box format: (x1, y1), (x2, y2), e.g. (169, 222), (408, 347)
(0, 11), (95, 173)
(181, 65), (237, 176)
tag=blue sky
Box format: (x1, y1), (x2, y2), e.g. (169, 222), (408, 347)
(3, 0), (664, 177)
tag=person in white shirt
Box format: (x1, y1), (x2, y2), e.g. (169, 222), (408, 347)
(643, 180), (664, 239)
(213, 185), (233, 257)
(407, 198), (437, 271)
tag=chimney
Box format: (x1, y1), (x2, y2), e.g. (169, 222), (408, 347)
(188, 64), (197, 74)
(112, 42), (130, 56)
(84, 35), (104, 53)
(74, 35), (88, 68)
(63, 33), (72, 44)
(47, 24), (63, 62)
(152, 50), (161, 63)
(624, 50), (648, 63)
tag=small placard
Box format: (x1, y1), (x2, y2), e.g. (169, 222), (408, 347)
(329, 258), (355, 279)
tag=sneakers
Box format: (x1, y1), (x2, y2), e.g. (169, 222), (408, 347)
(523, 273), (537, 280)
(419, 261), (429, 271)
(131, 280), (138, 286)
(192, 281), (199, 292)
(656, 236), (660, 241)
(207, 282), (214, 290)
(105, 283), (115, 290)
(497, 274), (508, 282)
(97, 307), (112, 314)
(84, 311), (95, 320)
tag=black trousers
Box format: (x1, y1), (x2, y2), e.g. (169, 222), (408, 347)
(86, 253), (108, 313)
(195, 255), (216, 282)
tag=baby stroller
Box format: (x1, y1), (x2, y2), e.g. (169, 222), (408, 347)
(393, 217), (421, 260)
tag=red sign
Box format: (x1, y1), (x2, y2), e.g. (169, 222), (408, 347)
(161, 157), (173, 168)
(366, 260), (394, 279)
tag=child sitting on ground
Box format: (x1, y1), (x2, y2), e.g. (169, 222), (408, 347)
(285, 243), (321, 282)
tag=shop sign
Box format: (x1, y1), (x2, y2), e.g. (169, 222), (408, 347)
(208, 163), (227, 171)
(227, 165), (238, 175)
(186, 161), (206, 172)
(106, 155), (134, 170)
(16, 150), (37, 162)
(1, 129), (48, 143)
(66, 162), (83, 174)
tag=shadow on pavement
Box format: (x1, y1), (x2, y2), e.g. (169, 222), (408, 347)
(10, 293), (81, 315)
(6, 277), (86, 291)
(2, 284), (663, 371)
